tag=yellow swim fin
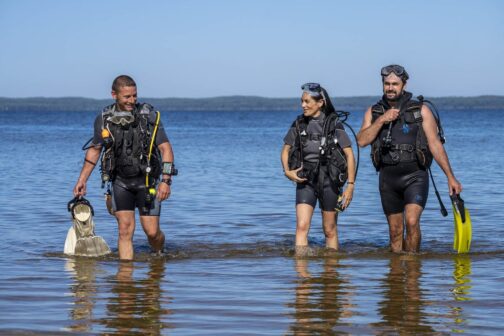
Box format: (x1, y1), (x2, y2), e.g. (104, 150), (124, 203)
(451, 194), (472, 253)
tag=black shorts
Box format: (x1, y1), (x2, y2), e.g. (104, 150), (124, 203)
(296, 166), (341, 211)
(111, 176), (161, 216)
(379, 162), (429, 215)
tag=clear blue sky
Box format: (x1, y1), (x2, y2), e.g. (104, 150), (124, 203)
(1, 0), (503, 98)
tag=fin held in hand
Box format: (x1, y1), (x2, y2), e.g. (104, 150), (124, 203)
(65, 197), (111, 257)
(451, 194), (472, 253)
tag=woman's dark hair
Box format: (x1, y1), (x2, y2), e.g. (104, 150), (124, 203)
(314, 87), (336, 115)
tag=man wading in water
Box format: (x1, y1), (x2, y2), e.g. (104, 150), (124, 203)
(73, 75), (176, 260)
(356, 65), (462, 253)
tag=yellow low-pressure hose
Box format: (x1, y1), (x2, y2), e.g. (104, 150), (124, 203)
(146, 111), (161, 187)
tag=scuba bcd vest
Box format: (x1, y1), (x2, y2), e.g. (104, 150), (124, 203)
(100, 103), (161, 183)
(288, 112), (348, 187)
(370, 92), (444, 170)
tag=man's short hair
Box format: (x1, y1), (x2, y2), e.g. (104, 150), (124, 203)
(112, 75), (136, 92)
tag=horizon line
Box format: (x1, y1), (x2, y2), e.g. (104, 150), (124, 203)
(2, 94), (504, 100)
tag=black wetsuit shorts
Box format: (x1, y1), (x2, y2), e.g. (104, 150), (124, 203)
(111, 176), (161, 216)
(379, 162), (429, 215)
(296, 166), (341, 211)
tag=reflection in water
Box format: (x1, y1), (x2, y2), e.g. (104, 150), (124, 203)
(64, 258), (100, 333)
(450, 255), (472, 333)
(288, 257), (354, 335)
(374, 255), (434, 334)
(101, 260), (172, 335)
(452, 255), (472, 300)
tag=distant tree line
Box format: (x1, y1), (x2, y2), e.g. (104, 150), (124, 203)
(1, 95), (504, 112)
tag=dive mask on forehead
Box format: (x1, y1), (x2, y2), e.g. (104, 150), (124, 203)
(301, 82), (327, 105)
(107, 111), (135, 126)
(301, 82), (322, 96)
(381, 64), (409, 81)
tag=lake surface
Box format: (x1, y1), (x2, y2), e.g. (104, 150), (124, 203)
(0, 107), (503, 335)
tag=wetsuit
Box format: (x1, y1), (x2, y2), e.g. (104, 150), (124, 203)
(373, 93), (429, 214)
(92, 104), (169, 216)
(379, 162), (429, 214)
(284, 113), (352, 211)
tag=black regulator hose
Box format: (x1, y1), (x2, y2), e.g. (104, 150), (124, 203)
(417, 96), (449, 216)
(418, 95), (446, 143)
(336, 110), (360, 182)
(429, 167), (448, 217)
(81, 137), (94, 151)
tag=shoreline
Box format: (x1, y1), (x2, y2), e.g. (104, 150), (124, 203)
(1, 95), (504, 112)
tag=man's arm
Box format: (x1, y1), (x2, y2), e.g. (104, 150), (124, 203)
(421, 105), (462, 195)
(356, 107), (400, 147)
(73, 146), (102, 197)
(156, 142), (174, 201)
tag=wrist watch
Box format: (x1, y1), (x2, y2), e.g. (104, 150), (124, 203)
(161, 178), (172, 185)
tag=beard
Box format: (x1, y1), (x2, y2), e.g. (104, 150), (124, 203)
(385, 90), (403, 102)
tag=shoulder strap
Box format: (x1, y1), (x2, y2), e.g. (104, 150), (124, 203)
(323, 112), (342, 136)
(406, 100), (423, 123)
(295, 114), (308, 135)
(371, 103), (385, 114)
(138, 102), (154, 114)
(131, 103), (156, 137)
(101, 104), (115, 126)
(137, 103), (155, 121)
(371, 103), (385, 122)
(293, 115), (306, 159)
(418, 95), (446, 144)
(102, 104), (115, 125)
(101, 104), (115, 116)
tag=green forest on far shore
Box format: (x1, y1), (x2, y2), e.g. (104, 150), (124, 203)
(1, 95), (504, 112)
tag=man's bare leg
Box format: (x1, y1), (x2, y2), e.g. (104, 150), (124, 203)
(140, 215), (165, 253)
(386, 212), (404, 253)
(115, 211), (136, 260)
(404, 204), (423, 252)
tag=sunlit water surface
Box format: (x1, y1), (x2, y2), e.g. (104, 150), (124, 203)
(0, 109), (503, 335)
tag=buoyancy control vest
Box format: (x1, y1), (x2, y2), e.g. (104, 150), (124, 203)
(370, 91), (432, 170)
(100, 103), (161, 180)
(288, 112), (348, 187)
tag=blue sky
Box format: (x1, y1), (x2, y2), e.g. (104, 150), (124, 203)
(1, 0), (503, 98)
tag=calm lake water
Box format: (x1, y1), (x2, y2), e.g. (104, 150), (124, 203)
(0, 107), (503, 335)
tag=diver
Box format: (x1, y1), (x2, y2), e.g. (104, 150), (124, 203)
(73, 75), (176, 260)
(356, 65), (462, 253)
(281, 83), (356, 254)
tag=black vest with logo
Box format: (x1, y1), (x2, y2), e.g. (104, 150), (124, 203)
(370, 92), (432, 170)
(288, 112), (348, 187)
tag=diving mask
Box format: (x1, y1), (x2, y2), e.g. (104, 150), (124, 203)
(301, 82), (322, 97)
(381, 64), (409, 81)
(108, 111), (135, 126)
(301, 82), (327, 104)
